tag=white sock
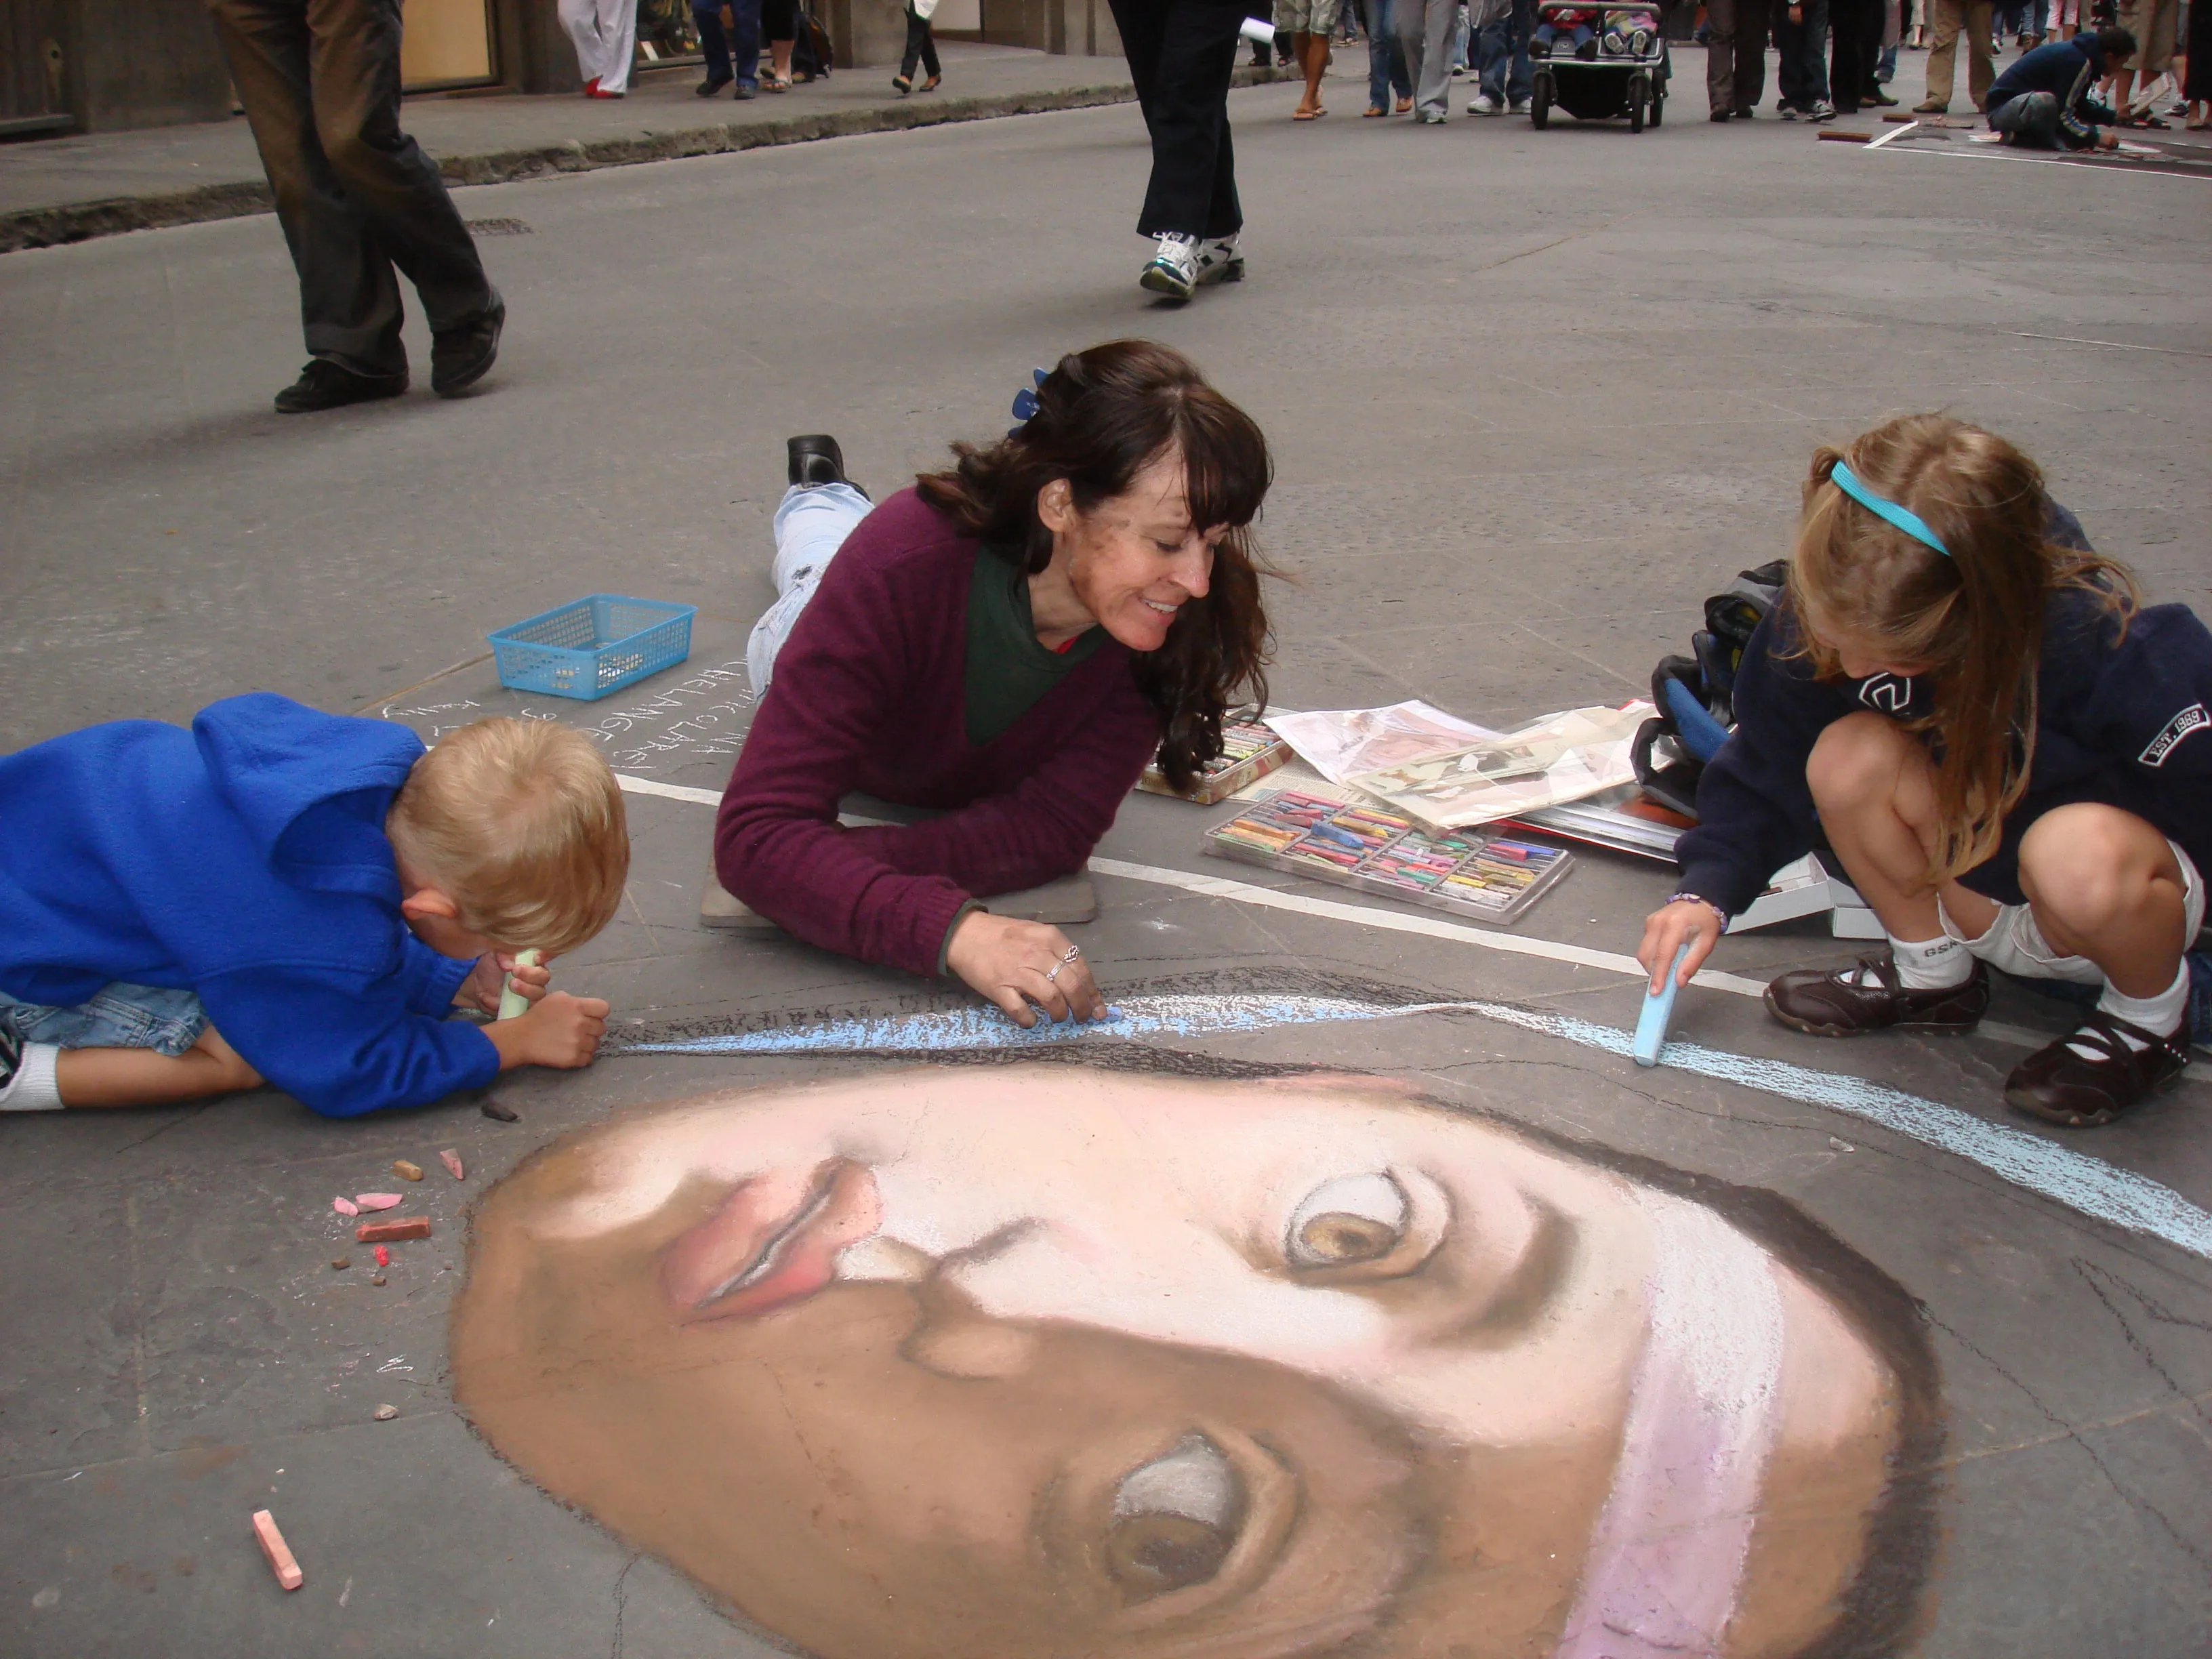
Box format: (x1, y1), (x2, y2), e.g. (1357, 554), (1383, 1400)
(0, 1043), (64, 1111)
(2071, 962), (2190, 1059)
(1879, 933), (1973, 991)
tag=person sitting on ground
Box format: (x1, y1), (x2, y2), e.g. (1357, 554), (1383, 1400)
(1984, 22), (2133, 144)
(716, 340), (1273, 1030)
(0, 699), (623, 1114)
(1639, 413), (2212, 1130)
(1531, 5), (1601, 54)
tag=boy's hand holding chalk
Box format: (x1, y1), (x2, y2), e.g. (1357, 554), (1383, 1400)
(459, 949), (552, 1018)
(497, 948), (544, 1020)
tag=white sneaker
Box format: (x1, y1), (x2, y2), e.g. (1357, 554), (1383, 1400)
(1195, 235), (1244, 286)
(1507, 94), (1530, 113)
(1140, 232), (1200, 300)
(1469, 91), (1500, 113)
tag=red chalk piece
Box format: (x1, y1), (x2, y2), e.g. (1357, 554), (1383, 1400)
(356, 1217), (431, 1244)
(438, 1149), (465, 1181)
(251, 1509), (304, 1591)
(1818, 127), (1873, 142)
(373, 1245), (390, 1267)
(354, 1193), (403, 1212)
(332, 1196), (359, 1217)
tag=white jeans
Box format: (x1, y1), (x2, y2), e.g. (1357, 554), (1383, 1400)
(1942, 839), (2206, 984)
(745, 483), (873, 696)
(559, 0), (639, 91)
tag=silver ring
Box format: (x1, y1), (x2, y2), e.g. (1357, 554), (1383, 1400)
(1060, 945), (1082, 963)
(1045, 962), (1064, 983)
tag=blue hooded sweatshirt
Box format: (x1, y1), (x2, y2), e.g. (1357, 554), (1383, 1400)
(0, 693), (500, 1116)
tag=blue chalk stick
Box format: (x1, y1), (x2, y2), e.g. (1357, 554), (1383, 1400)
(1634, 944), (1692, 1067)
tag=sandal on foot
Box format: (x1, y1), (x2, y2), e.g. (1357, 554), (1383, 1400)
(891, 73), (912, 92)
(2004, 1010), (2191, 1127)
(922, 75), (941, 90)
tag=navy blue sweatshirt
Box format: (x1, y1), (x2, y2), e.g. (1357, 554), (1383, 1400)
(0, 694), (499, 1116)
(1987, 37), (2108, 147)
(1675, 575), (2212, 920)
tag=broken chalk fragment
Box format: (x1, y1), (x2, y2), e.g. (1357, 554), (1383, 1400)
(373, 1404), (398, 1421)
(356, 1217), (431, 1244)
(373, 1246), (391, 1268)
(371, 1274), (387, 1286)
(480, 1097), (520, 1123)
(438, 1148), (465, 1181)
(251, 1509), (304, 1592)
(393, 1160), (424, 1182)
(354, 1193), (403, 1211)
(332, 1196), (359, 1217)
(330, 1257), (350, 1271)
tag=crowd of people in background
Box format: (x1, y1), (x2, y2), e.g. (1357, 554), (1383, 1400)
(1250, 0), (2199, 126)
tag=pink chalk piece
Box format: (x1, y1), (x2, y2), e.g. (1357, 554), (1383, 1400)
(438, 1149), (465, 1181)
(354, 1193), (403, 1211)
(332, 1196), (359, 1217)
(251, 1509), (304, 1591)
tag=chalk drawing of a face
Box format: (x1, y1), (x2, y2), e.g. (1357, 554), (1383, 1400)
(451, 1064), (1938, 1659)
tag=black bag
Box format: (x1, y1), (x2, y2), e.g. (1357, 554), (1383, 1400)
(792, 3), (835, 77)
(1631, 560), (1786, 821)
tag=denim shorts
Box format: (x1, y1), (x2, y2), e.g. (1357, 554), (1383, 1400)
(0, 983), (208, 1058)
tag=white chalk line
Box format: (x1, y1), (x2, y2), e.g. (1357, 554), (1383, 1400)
(613, 773), (2203, 1076)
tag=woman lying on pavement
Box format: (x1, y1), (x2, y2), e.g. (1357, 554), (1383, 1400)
(1639, 413), (2212, 1129)
(716, 340), (1273, 1027)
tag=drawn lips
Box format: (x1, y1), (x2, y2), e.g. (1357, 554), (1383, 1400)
(659, 1159), (883, 1322)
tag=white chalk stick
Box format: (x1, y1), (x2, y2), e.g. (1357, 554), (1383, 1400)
(497, 948), (541, 1021)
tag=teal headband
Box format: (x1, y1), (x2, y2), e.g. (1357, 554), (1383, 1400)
(1829, 460), (1949, 556)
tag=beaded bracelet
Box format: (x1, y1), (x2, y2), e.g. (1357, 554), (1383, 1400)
(1666, 892), (1726, 920)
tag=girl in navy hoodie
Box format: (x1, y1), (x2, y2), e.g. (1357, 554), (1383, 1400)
(1639, 414), (2212, 1128)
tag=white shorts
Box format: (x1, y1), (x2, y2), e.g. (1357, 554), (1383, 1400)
(1942, 839), (2205, 985)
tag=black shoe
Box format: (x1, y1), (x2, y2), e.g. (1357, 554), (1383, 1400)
(697, 73), (733, 96)
(1864, 84), (1898, 104)
(2004, 1011), (2192, 1128)
(733, 81), (758, 98)
(787, 434), (860, 493)
(272, 357), (408, 414)
(1733, 104), (1755, 117)
(430, 295), (504, 397)
(1764, 952), (1990, 1037)
(1709, 106), (1732, 119)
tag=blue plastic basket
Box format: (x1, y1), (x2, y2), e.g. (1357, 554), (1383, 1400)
(487, 594), (698, 702)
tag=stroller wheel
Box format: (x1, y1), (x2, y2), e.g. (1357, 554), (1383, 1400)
(1629, 70), (1648, 131)
(1531, 70), (1552, 128)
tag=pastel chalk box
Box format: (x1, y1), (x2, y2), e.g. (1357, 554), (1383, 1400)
(487, 594), (697, 701)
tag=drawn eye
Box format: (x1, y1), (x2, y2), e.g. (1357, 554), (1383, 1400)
(1105, 1434), (1246, 1601)
(1286, 1172), (1409, 1267)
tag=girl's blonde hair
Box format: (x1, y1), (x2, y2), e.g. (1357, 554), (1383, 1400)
(1787, 413), (2137, 882)
(386, 717), (629, 955)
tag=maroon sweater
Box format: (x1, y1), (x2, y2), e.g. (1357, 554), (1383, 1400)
(715, 489), (1164, 978)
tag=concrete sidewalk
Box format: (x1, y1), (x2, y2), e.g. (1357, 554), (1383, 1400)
(0, 43), (1290, 254)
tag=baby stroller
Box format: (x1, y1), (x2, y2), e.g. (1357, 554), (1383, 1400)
(1528, 0), (1668, 131)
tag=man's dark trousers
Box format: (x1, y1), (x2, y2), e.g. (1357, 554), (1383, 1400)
(1705, 0), (1774, 110)
(1827, 0), (1883, 106)
(1776, 0), (1830, 106)
(206, 0), (497, 379)
(1106, 0), (1246, 239)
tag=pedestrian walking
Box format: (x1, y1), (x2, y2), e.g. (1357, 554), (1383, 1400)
(561, 0), (641, 95)
(1705, 0), (1774, 114)
(1275, 0), (1339, 114)
(2110, 0), (2178, 119)
(1467, 0), (1532, 110)
(1778, 0), (1841, 112)
(693, 0), (764, 96)
(1107, 0), (1249, 299)
(1917, 0), (1995, 106)
(1364, 0), (1417, 109)
(205, 0), (504, 413)
(1832, 0), (1891, 105)
(1397, 0), (1462, 119)
(894, 0), (942, 91)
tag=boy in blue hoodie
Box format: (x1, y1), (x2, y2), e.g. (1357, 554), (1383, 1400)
(0, 694), (627, 1115)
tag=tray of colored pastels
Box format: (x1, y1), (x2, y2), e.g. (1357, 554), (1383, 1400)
(1204, 790), (1574, 924)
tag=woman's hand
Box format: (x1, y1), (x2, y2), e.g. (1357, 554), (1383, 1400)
(457, 951), (552, 1016)
(1637, 898), (1727, 993)
(945, 911), (1108, 1027)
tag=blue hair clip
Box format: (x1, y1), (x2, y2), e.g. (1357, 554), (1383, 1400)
(1829, 460), (1949, 557)
(1007, 367), (1049, 437)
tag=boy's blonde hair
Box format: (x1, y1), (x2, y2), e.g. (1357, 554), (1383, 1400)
(387, 718), (629, 956)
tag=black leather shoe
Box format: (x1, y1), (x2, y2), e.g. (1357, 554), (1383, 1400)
(697, 73), (733, 96)
(273, 358), (407, 414)
(1709, 106), (1732, 120)
(430, 296), (504, 397)
(1764, 951), (1990, 1036)
(2004, 1012), (2191, 1128)
(787, 434), (861, 493)
(1864, 84), (1899, 105)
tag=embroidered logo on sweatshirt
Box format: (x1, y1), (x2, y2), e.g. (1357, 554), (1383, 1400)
(1858, 674), (1912, 716)
(2139, 703), (2208, 768)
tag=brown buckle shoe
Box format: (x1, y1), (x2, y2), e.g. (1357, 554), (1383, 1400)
(2003, 1011), (2190, 1128)
(1763, 951), (1990, 1037)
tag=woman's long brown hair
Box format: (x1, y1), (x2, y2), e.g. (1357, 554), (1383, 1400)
(1786, 413), (2138, 882)
(914, 340), (1275, 791)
